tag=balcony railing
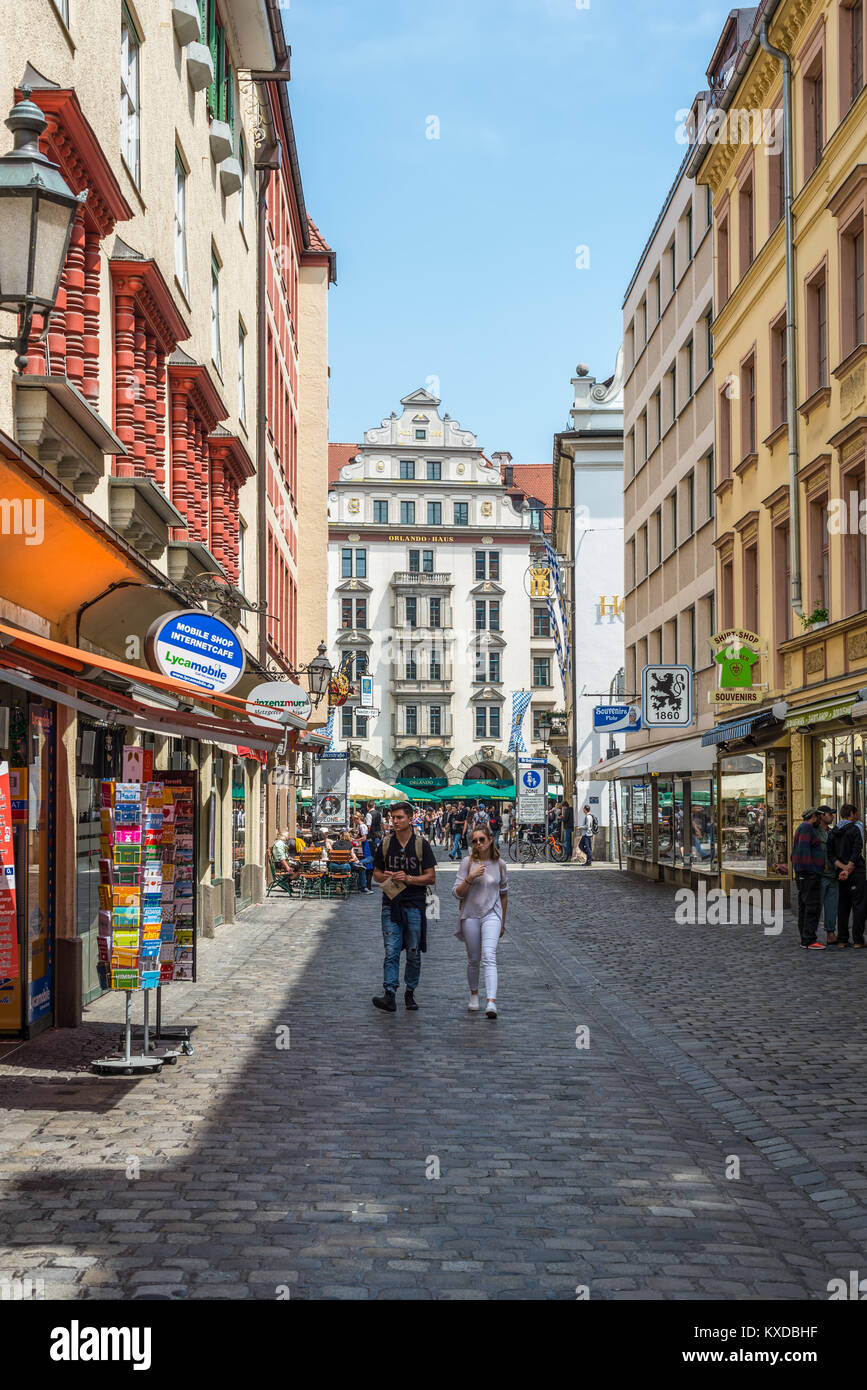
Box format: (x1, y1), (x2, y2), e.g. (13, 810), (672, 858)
(392, 572), (453, 586)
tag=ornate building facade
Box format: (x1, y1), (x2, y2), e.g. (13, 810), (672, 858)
(328, 389), (564, 792)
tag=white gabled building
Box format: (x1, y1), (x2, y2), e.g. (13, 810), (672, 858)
(327, 388), (564, 795)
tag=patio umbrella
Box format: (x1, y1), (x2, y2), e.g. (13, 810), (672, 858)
(348, 768), (402, 800)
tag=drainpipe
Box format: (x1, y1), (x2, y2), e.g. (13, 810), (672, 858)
(760, 19), (802, 617)
(256, 164), (269, 668)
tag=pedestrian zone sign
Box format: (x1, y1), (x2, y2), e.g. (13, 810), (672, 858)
(641, 665), (694, 728)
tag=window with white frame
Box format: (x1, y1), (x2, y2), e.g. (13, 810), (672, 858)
(174, 151), (189, 294)
(121, 5), (141, 185)
(238, 321), (247, 426)
(475, 706), (501, 739)
(211, 253), (222, 373)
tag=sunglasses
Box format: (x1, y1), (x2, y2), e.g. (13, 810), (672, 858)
(471, 837), (488, 845)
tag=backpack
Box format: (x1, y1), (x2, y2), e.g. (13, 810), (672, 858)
(588, 814), (599, 835)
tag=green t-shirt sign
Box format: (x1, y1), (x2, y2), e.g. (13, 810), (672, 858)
(710, 629), (763, 706)
(714, 645), (760, 688)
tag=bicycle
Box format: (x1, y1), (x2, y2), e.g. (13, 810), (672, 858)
(508, 829), (567, 864)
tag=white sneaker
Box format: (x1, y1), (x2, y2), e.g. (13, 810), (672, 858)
(485, 1000), (498, 1019)
(467, 994), (480, 1012)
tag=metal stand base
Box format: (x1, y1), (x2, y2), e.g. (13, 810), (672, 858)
(92, 990), (183, 1076)
(120, 986), (193, 1054)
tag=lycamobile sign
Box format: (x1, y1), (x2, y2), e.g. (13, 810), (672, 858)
(145, 610), (245, 695)
(245, 680), (312, 729)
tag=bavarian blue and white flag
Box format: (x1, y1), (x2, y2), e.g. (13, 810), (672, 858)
(543, 537), (572, 681)
(324, 706), (337, 751)
(508, 690), (532, 753)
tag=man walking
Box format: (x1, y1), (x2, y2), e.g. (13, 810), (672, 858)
(579, 805), (597, 866)
(372, 803), (437, 1013)
(365, 800), (384, 856)
(791, 808), (827, 949)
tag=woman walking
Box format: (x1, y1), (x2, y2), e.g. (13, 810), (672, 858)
(453, 824), (508, 1019)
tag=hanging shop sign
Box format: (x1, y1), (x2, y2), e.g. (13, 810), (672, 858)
(360, 675), (374, 708)
(516, 757), (548, 824)
(245, 680), (312, 729)
(313, 751), (349, 828)
(145, 609), (245, 695)
(593, 704), (642, 733)
(641, 665), (694, 728)
(710, 629), (763, 709)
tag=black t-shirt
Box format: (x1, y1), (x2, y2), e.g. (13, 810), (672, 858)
(451, 809), (467, 831)
(374, 833), (437, 907)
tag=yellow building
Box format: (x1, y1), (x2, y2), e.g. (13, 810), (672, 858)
(689, 0), (867, 893)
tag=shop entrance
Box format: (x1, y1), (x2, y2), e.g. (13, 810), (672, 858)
(0, 694), (56, 1036)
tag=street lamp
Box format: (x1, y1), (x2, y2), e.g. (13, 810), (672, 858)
(538, 713), (552, 750)
(305, 641), (333, 706)
(0, 90), (87, 370)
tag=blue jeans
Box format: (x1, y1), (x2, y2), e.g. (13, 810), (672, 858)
(451, 831), (463, 859)
(819, 875), (838, 933)
(381, 901), (422, 993)
(579, 833), (593, 865)
(563, 828), (573, 858)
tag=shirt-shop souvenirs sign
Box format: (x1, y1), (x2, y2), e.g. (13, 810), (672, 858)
(145, 610), (245, 695)
(710, 629), (763, 709)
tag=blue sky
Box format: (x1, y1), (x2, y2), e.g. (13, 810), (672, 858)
(282, 0), (724, 462)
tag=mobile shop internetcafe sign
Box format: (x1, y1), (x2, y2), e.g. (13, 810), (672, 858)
(710, 629), (763, 709)
(245, 680), (312, 729)
(145, 610), (245, 695)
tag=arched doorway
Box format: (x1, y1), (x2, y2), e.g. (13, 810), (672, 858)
(464, 762), (509, 785)
(397, 761), (448, 795)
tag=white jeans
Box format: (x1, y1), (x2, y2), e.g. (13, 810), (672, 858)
(463, 912), (501, 999)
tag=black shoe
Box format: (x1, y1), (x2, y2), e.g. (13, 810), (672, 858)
(404, 989), (419, 1010)
(373, 991), (396, 1013)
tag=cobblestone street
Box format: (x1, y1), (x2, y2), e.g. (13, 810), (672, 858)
(3, 860), (867, 1301)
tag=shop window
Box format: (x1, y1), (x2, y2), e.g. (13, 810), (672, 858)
(689, 778), (717, 872)
(623, 781), (651, 860)
(720, 753), (767, 872)
(658, 781), (675, 864)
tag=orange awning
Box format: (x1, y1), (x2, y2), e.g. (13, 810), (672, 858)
(0, 432), (153, 627)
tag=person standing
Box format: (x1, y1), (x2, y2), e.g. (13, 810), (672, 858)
(453, 823), (508, 1019)
(579, 805), (597, 866)
(366, 801), (384, 857)
(372, 803), (437, 1012)
(791, 809), (827, 949)
(449, 801), (468, 860)
(488, 803), (502, 848)
(561, 801), (574, 860)
(830, 804), (866, 948)
(816, 805), (839, 945)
